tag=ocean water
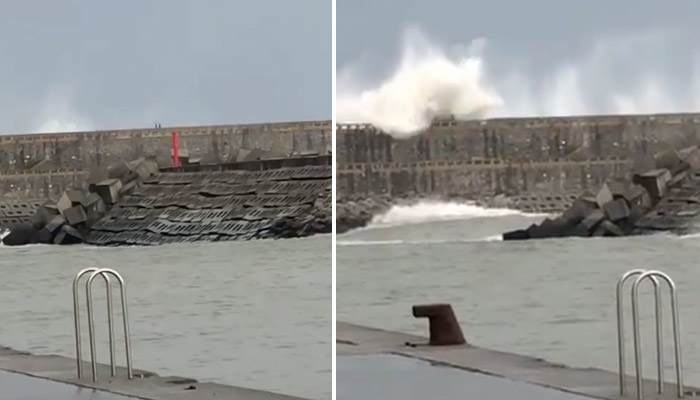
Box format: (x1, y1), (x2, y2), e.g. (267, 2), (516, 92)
(337, 201), (700, 387)
(0, 236), (331, 400)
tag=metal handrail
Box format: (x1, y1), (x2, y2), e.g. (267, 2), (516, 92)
(631, 270), (684, 399)
(73, 267), (116, 379)
(73, 267), (133, 382)
(616, 269), (663, 397)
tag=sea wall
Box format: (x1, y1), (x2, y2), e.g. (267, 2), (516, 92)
(1, 156), (332, 246)
(87, 165), (332, 246)
(0, 120), (331, 200)
(336, 113), (700, 200)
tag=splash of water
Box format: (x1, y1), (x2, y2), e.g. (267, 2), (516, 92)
(337, 27), (700, 138)
(337, 27), (502, 136)
(35, 84), (92, 133)
(368, 200), (540, 228)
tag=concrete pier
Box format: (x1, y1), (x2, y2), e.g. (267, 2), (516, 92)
(0, 345), (307, 400)
(337, 321), (700, 400)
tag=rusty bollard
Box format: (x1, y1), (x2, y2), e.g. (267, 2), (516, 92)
(412, 303), (467, 346)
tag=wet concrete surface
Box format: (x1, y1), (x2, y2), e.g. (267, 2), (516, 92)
(0, 369), (136, 400)
(0, 345), (307, 400)
(337, 321), (700, 400)
(338, 354), (593, 400)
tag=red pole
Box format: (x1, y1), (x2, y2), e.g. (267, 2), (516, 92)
(172, 131), (180, 167)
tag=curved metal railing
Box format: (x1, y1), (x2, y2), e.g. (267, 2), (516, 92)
(616, 269), (684, 399)
(73, 267), (133, 382)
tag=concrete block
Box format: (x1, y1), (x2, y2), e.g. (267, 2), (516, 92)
(561, 198), (596, 225)
(668, 170), (690, 187)
(502, 229), (529, 241)
(119, 179), (137, 195)
(582, 209), (605, 230)
(107, 161), (131, 180)
(603, 198), (630, 221)
(684, 147), (700, 172)
(132, 159), (159, 179)
(93, 179), (122, 204)
(593, 220), (625, 237)
(81, 192), (106, 213)
(655, 148), (687, 174)
(624, 185), (651, 208)
(31, 204), (59, 230)
(86, 209), (105, 227)
(565, 223), (591, 237)
(53, 225), (84, 245)
(44, 215), (66, 234)
(595, 183), (614, 208)
(629, 204), (650, 223)
(633, 169), (672, 202)
(606, 180), (628, 200)
(30, 228), (53, 244)
(57, 190), (86, 213)
(63, 205), (87, 226)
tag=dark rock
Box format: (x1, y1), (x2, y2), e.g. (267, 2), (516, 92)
(603, 198), (631, 221)
(2, 223), (35, 246)
(502, 229), (529, 240)
(527, 218), (568, 239)
(30, 228), (53, 244)
(565, 223), (591, 237)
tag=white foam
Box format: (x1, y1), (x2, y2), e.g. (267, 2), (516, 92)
(35, 84), (92, 133)
(337, 27), (501, 136)
(337, 234), (503, 247)
(368, 200), (540, 228)
(337, 27), (700, 138)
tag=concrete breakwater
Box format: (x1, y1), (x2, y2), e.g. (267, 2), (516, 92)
(2, 157), (331, 246)
(503, 144), (700, 240)
(87, 166), (331, 246)
(336, 113), (700, 204)
(0, 120), (331, 201)
(335, 113), (700, 233)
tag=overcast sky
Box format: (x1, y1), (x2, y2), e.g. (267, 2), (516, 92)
(337, 0), (700, 121)
(0, 0), (330, 134)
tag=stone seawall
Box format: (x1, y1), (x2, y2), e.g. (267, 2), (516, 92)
(1, 156), (331, 246)
(87, 166), (331, 246)
(0, 120), (331, 200)
(336, 113), (700, 200)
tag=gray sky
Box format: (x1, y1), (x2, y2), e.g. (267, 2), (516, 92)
(0, 0), (330, 134)
(337, 0), (700, 120)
